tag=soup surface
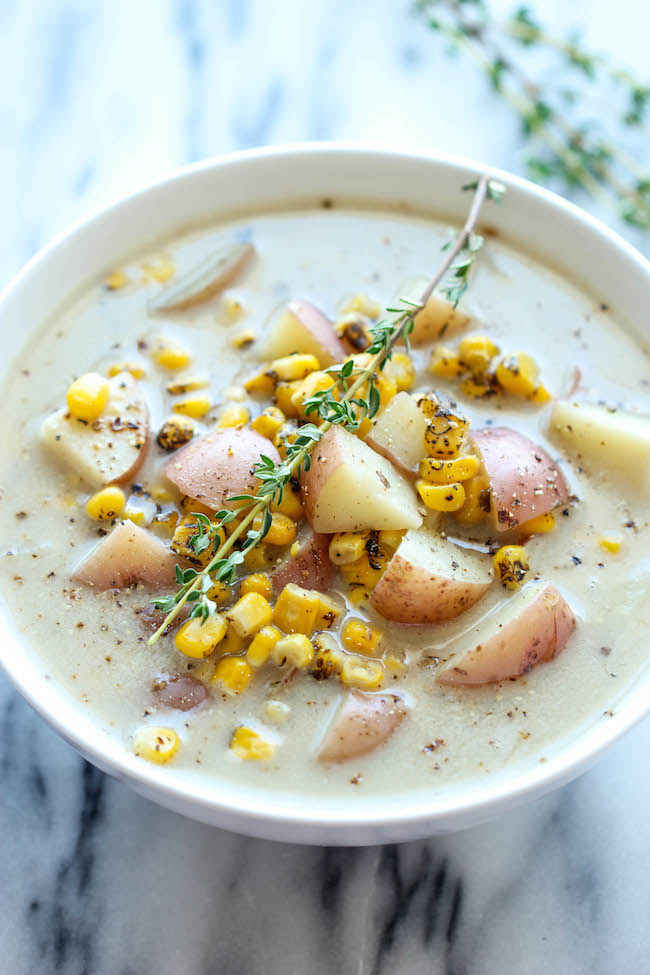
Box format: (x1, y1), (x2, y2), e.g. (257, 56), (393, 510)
(1, 202), (649, 800)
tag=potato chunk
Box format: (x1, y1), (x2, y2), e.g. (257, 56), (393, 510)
(318, 690), (408, 762)
(72, 521), (177, 590)
(261, 300), (347, 367)
(365, 392), (428, 476)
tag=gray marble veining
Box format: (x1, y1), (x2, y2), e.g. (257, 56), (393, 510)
(2, 0), (650, 972)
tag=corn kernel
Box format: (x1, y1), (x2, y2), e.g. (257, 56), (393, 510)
(172, 516), (222, 567)
(341, 293), (381, 318)
(244, 370), (276, 396)
(270, 485), (304, 521)
(218, 403), (250, 428)
(133, 726), (179, 764)
(383, 352), (416, 392)
(495, 353), (540, 397)
(530, 383), (552, 404)
(273, 583), (321, 635)
(218, 627), (249, 656)
(336, 314), (372, 352)
(213, 656), (254, 694)
(312, 642), (344, 680)
(493, 545), (530, 590)
(314, 593), (341, 630)
(269, 353), (321, 382)
(173, 394), (211, 418)
(458, 335), (500, 376)
(180, 496), (214, 517)
(417, 391), (440, 418)
(154, 343), (191, 370)
(264, 700), (290, 724)
(246, 625), (283, 668)
(348, 586), (371, 607)
(86, 486), (125, 520)
(231, 329), (257, 350)
(175, 613), (227, 659)
(273, 421), (301, 459)
(251, 406), (286, 441)
(290, 370), (336, 417)
(378, 529), (405, 554)
(226, 592), (273, 637)
(274, 381), (302, 418)
(253, 511), (296, 547)
(454, 474), (490, 525)
(206, 579), (232, 606)
(599, 533), (623, 554)
(66, 373), (110, 422)
(107, 361), (146, 379)
(422, 403), (469, 458)
(419, 455), (480, 484)
(430, 345), (465, 379)
(522, 511), (556, 535)
(242, 543), (273, 571)
(230, 726), (275, 760)
(417, 480), (466, 512)
(340, 655), (384, 690)
(342, 618), (382, 657)
(166, 374), (209, 395)
(151, 506), (180, 536)
(340, 549), (387, 589)
(104, 270), (129, 290)
(157, 415), (195, 450)
(329, 532), (369, 566)
(122, 495), (156, 527)
(142, 257), (175, 283)
(460, 376), (497, 399)
(384, 652), (408, 675)
(271, 633), (315, 668)
(290, 541), (301, 558)
(239, 572), (272, 600)
(221, 295), (245, 322)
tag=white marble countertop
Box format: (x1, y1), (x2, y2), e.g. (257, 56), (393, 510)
(2, 1), (650, 972)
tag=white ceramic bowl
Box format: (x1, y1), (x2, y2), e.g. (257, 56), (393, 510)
(1, 145), (649, 845)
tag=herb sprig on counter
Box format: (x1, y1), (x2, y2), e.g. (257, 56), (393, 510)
(148, 173), (504, 645)
(415, 0), (650, 229)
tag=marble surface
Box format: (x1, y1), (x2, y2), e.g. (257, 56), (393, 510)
(2, 1), (650, 972)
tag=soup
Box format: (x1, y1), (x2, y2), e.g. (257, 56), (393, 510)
(1, 202), (649, 799)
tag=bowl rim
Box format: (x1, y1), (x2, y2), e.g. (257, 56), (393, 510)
(1, 141), (649, 841)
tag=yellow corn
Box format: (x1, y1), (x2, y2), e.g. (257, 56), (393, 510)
(273, 583), (321, 635)
(246, 625), (283, 668)
(384, 352), (416, 392)
(271, 633), (315, 668)
(348, 586), (371, 607)
(180, 496), (214, 517)
(151, 506), (180, 535)
(378, 529), (405, 554)
(171, 516), (223, 567)
(226, 592), (273, 638)
(173, 394), (211, 418)
(342, 619), (382, 657)
(244, 369), (276, 396)
(224, 385), (248, 402)
(384, 652), (408, 675)
(230, 329), (257, 350)
(157, 415), (195, 450)
(290, 370), (336, 417)
(66, 372), (110, 422)
(417, 391), (440, 418)
(230, 726), (275, 760)
(206, 579), (232, 606)
(218, 403), (250, 428)
(86, 486), (125, 520)
(142, 257), (175, 283)
(239, 573), (272, 600)
(454, 474), (490, 525)
(340, 550), (387, 589)
(251, 406), (285, 441)
(340, 655), (384, 690)
(419, 455), (480, 484)
(522, 511), (555, 535)
(122, 497), (155, 527)
(328, 532), (369, 566)
(213, 656), (254, 694)
(107, 361), (146, 380)
(166, 374), (209, 395)
(175, 613), (227, 659)
(242, 543), (273, 571)
(430, 345), (465, 379)
(270, 485), (304, 521)
(133, 726), (179, 764)
(416, 480), (466, 512)
(274, 381), (302, 418)
(253, 511), (296, 547)
(341, 293), (381, 318)
(599, 533), (623, 554)
(154, 343), (191, 370)
(495, 353), (540, 397)
(314, 593), (341, 630)
(493, 545), (530, 590)
(264, 700), (290, 724)
(268, 353), (320, 382)
(312, 643), (344, 680)
(221, 295), (245, 322)
(218, 627), (249, 656)
(530, 383), (552, 404)
(104, 270), (129, 290)
(458, 335), (500, 376)
(460, 376), (497, 399)
(273, 421), (301, 459)
(423, 403), (469, 458)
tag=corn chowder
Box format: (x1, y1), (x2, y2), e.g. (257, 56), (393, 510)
(1, 203), (650, 799)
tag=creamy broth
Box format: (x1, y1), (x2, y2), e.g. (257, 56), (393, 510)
(1, 203), (649, 799)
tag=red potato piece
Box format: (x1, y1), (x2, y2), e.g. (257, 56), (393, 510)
(164, 427), (280, 510)
(318, 689), (408, 762)
(471, 427), (569, 531)
(41, 372), (149, 488)
(149, 241), (255, 312)
(371, 527), (491, 624)
(261, 300), (347, 367)
(394, 278), (470, 346)
(437, 582), (577, 686)
(365, 392), (428, 477)
(72, 521), (177, 590)
(154, 675), (207, 711)
(271, 532), (333, 595)
(300, 425), (422, 533)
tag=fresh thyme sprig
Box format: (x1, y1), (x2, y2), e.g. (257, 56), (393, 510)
(415, 0), (650, 229)
(147, 173), (503, 645)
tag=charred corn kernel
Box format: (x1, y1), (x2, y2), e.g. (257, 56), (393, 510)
(133, 726), (179, 764)
(104, 269), (128, 290)
(171, 516), (224, 567)
(107, 361), (146, 380)
(66, 373), (110, 422)
(530, 383), (552, 404)
(271, 633), (315, 669)
(222, 295), (244, 322)
(218, 627), (248, 656)
(384, 653), (407, 675)
(213, 656), (254, 694)
(242, 543), (272, 571)
(239, 572), (272, 600)
(175, 613), (227, 659)
(341, 550), (387, 589)
(180, 496), (214, 517)
(342, 619), (382, 657)
(378, 529), (405, 554)
(230, 726), (275, 760)
(455, 474), (490, 525)
(314, 593), (341, 630)
(417, 391), (441, 418)
(493, 545), (530, 590)
(226, 592), (273, 638)
(122, 495), (156, 527)
(85, 486), (125, 520)
(151, 506), (180, 535)
(231, 328), (257, 350)
(417, 480), (466, 512)
(423, 404), (470, 458)
(252, 511), (297, 547)
(340, 655), (384, 690)
(246, 625), (283, 668)
(348, 586), (371, 607)
(430, 345), (465, 379)
(312, 644), (344, 680)
(522, 511), (556, 535)
(384, 352), (416, 392)
(166, 374), (209, 395)
(154, 343), (191, 370)
(251, 406), (286, 441)
(274, 381), (302, 418)
(342, 293), (381, 318)
(264, 700), (290, 724)
(460, 376), (496, 399)
(329, 532), (369, 565)
(206, 579), (232, 606)
(273, 583), (321, 635)
(273, 421), (300, 459)
(218, 403), (250, 428)
(290, 370), (336, 416)
(142, 257), (175, 283)
(419, 455), (480, 484)
(458, 335), (500, 375)
(269, 353), (320, 382)
(495, 353), (539, 397)
(270, 485), (304, 521)
(173, 394), (211, 418)
(157, 415), (195, 450)
(244, 370), (276, 396)
(336, 314), (372, 352)
(599, 533), (623, 554)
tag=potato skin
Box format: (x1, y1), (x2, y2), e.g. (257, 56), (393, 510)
(287, 300), (347, 366)
(437, 583), (576, 686)
(318, 690), (408, 762)
(371, 552), (489, 623)
(72, 521), (177, 590)
(271, 532), (333, 595)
